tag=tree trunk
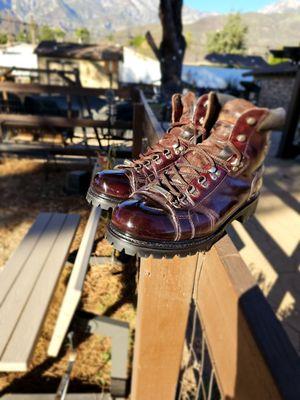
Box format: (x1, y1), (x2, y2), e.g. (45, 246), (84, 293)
(159, 0), (186, 97)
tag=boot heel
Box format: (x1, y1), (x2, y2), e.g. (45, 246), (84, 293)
(237, 198), (258, 224)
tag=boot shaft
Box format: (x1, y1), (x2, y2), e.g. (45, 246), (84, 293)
(202, 98), (286, 175)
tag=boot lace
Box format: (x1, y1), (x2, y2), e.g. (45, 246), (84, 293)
(150, 143), (237, 207)
(119, 121), (206, 172)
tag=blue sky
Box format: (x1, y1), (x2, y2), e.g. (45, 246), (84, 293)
(185, 0), (275, 13)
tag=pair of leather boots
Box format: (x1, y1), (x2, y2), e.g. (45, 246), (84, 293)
(87, 91), (285, 258)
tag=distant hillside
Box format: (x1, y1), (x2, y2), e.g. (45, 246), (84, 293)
(0, 0), (299, 64)
(0, 0), (202, 32)
(112, 11), (300, 64)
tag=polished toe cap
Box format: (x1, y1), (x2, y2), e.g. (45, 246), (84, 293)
(91, 169), (132, 199)
(111, 197), (176, 241)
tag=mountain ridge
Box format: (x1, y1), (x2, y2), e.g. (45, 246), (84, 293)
(0, 0), (203, 32)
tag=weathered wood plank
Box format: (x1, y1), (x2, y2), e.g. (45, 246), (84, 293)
(48, 206), (101, 357)
(131, 254), (201, 400)
(0, 214), (80, 371)
(0, 214), (67, 358)
(0, 81), (131, 98)
(132, 103), (144, 158)
(0, 113), (132, 130)
(0, 213), (52, 306)
(139, 90), (164, 146)
(195, 235), (300, 400)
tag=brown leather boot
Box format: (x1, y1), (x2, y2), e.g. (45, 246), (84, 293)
(107, 98), (285, 258)
(86, 91), (232, 209)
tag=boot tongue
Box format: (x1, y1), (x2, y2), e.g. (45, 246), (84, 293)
(146, 91), (197, 152)
(179, 91), (197, 123)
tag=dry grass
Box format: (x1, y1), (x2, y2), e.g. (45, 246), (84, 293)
(0, 158), (136, 394)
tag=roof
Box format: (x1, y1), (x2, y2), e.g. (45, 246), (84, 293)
(243, 62), (298, 77)
(270, 46), (300, 63)
(34, 41), (123, 61)
(205, 53), (268, 69)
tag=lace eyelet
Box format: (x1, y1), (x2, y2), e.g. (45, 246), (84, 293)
(163, 149), (172, 159)
(171, 199), (179, 207)
(198, 176), (209, 188)
(187, 185), (196, 194)
(152, 154), (162, 164)
(208, 166), (217, 174)
(143, 160), (151, 167)
(174, 145), (184, 155)
(134, 164), (143, 170)
(178, 193), (187, 203)
(210, 173), (218, 181)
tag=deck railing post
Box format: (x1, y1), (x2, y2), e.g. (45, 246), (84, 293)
(131, 254), (203, 400)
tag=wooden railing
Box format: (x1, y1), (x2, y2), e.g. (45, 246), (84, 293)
(132, 89), (164, 158)
(130, 95), (300, 400)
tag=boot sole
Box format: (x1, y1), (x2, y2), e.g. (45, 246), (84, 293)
(106, 197), (258, 258)
(86, 187), (123, 210)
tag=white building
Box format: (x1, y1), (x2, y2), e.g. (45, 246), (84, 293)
(120, 47), (252, 90)
(0, 44), (38, 81)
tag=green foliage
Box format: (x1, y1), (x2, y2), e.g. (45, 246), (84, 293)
(53, 28), (66, 41)
(38, 25), (66, 42)
(129, 34), (145, 48)
(0, 31), (8, 45)
(39, 25), (56, 41)
(268, 54), (289, 65)
(75, 27), (90, 44)
(206, 13), (248, 55)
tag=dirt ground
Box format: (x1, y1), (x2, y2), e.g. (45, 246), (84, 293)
(0, 158), (137, 395)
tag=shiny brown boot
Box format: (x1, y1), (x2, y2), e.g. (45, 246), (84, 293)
(107, 98), (285, 258)
(86, 91), (233, 209)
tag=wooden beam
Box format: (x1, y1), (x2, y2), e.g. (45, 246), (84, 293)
(0, 142), (131, 159)
(139, 90), (164, 146)
(195, 235), (300, 400)
(131, 254), (202, 400)
(0, 82), (131, 99)
(48, 206), (102, 357)
(132, 103), (144, 158)
(0, 113), (132, 130)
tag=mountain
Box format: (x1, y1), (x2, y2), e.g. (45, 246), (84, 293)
(0, 0), (203, 32)
(260, 0), (300, 14)
(117, 9), (300, 64)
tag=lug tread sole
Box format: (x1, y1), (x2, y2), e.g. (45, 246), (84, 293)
(106, 197), (258, 258)
(86, 187), (122, 210)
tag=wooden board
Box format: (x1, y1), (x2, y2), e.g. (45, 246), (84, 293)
(0, 214), (80, 371)
(0, 113), (132, 130)
(139, 90), (164, 146)
(0, 213), (52, 306)
(195, 235), (300, 400)
(130, 253), (202, 400)
(48, 206), (101, 357)
(0, 81), (131, 99)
